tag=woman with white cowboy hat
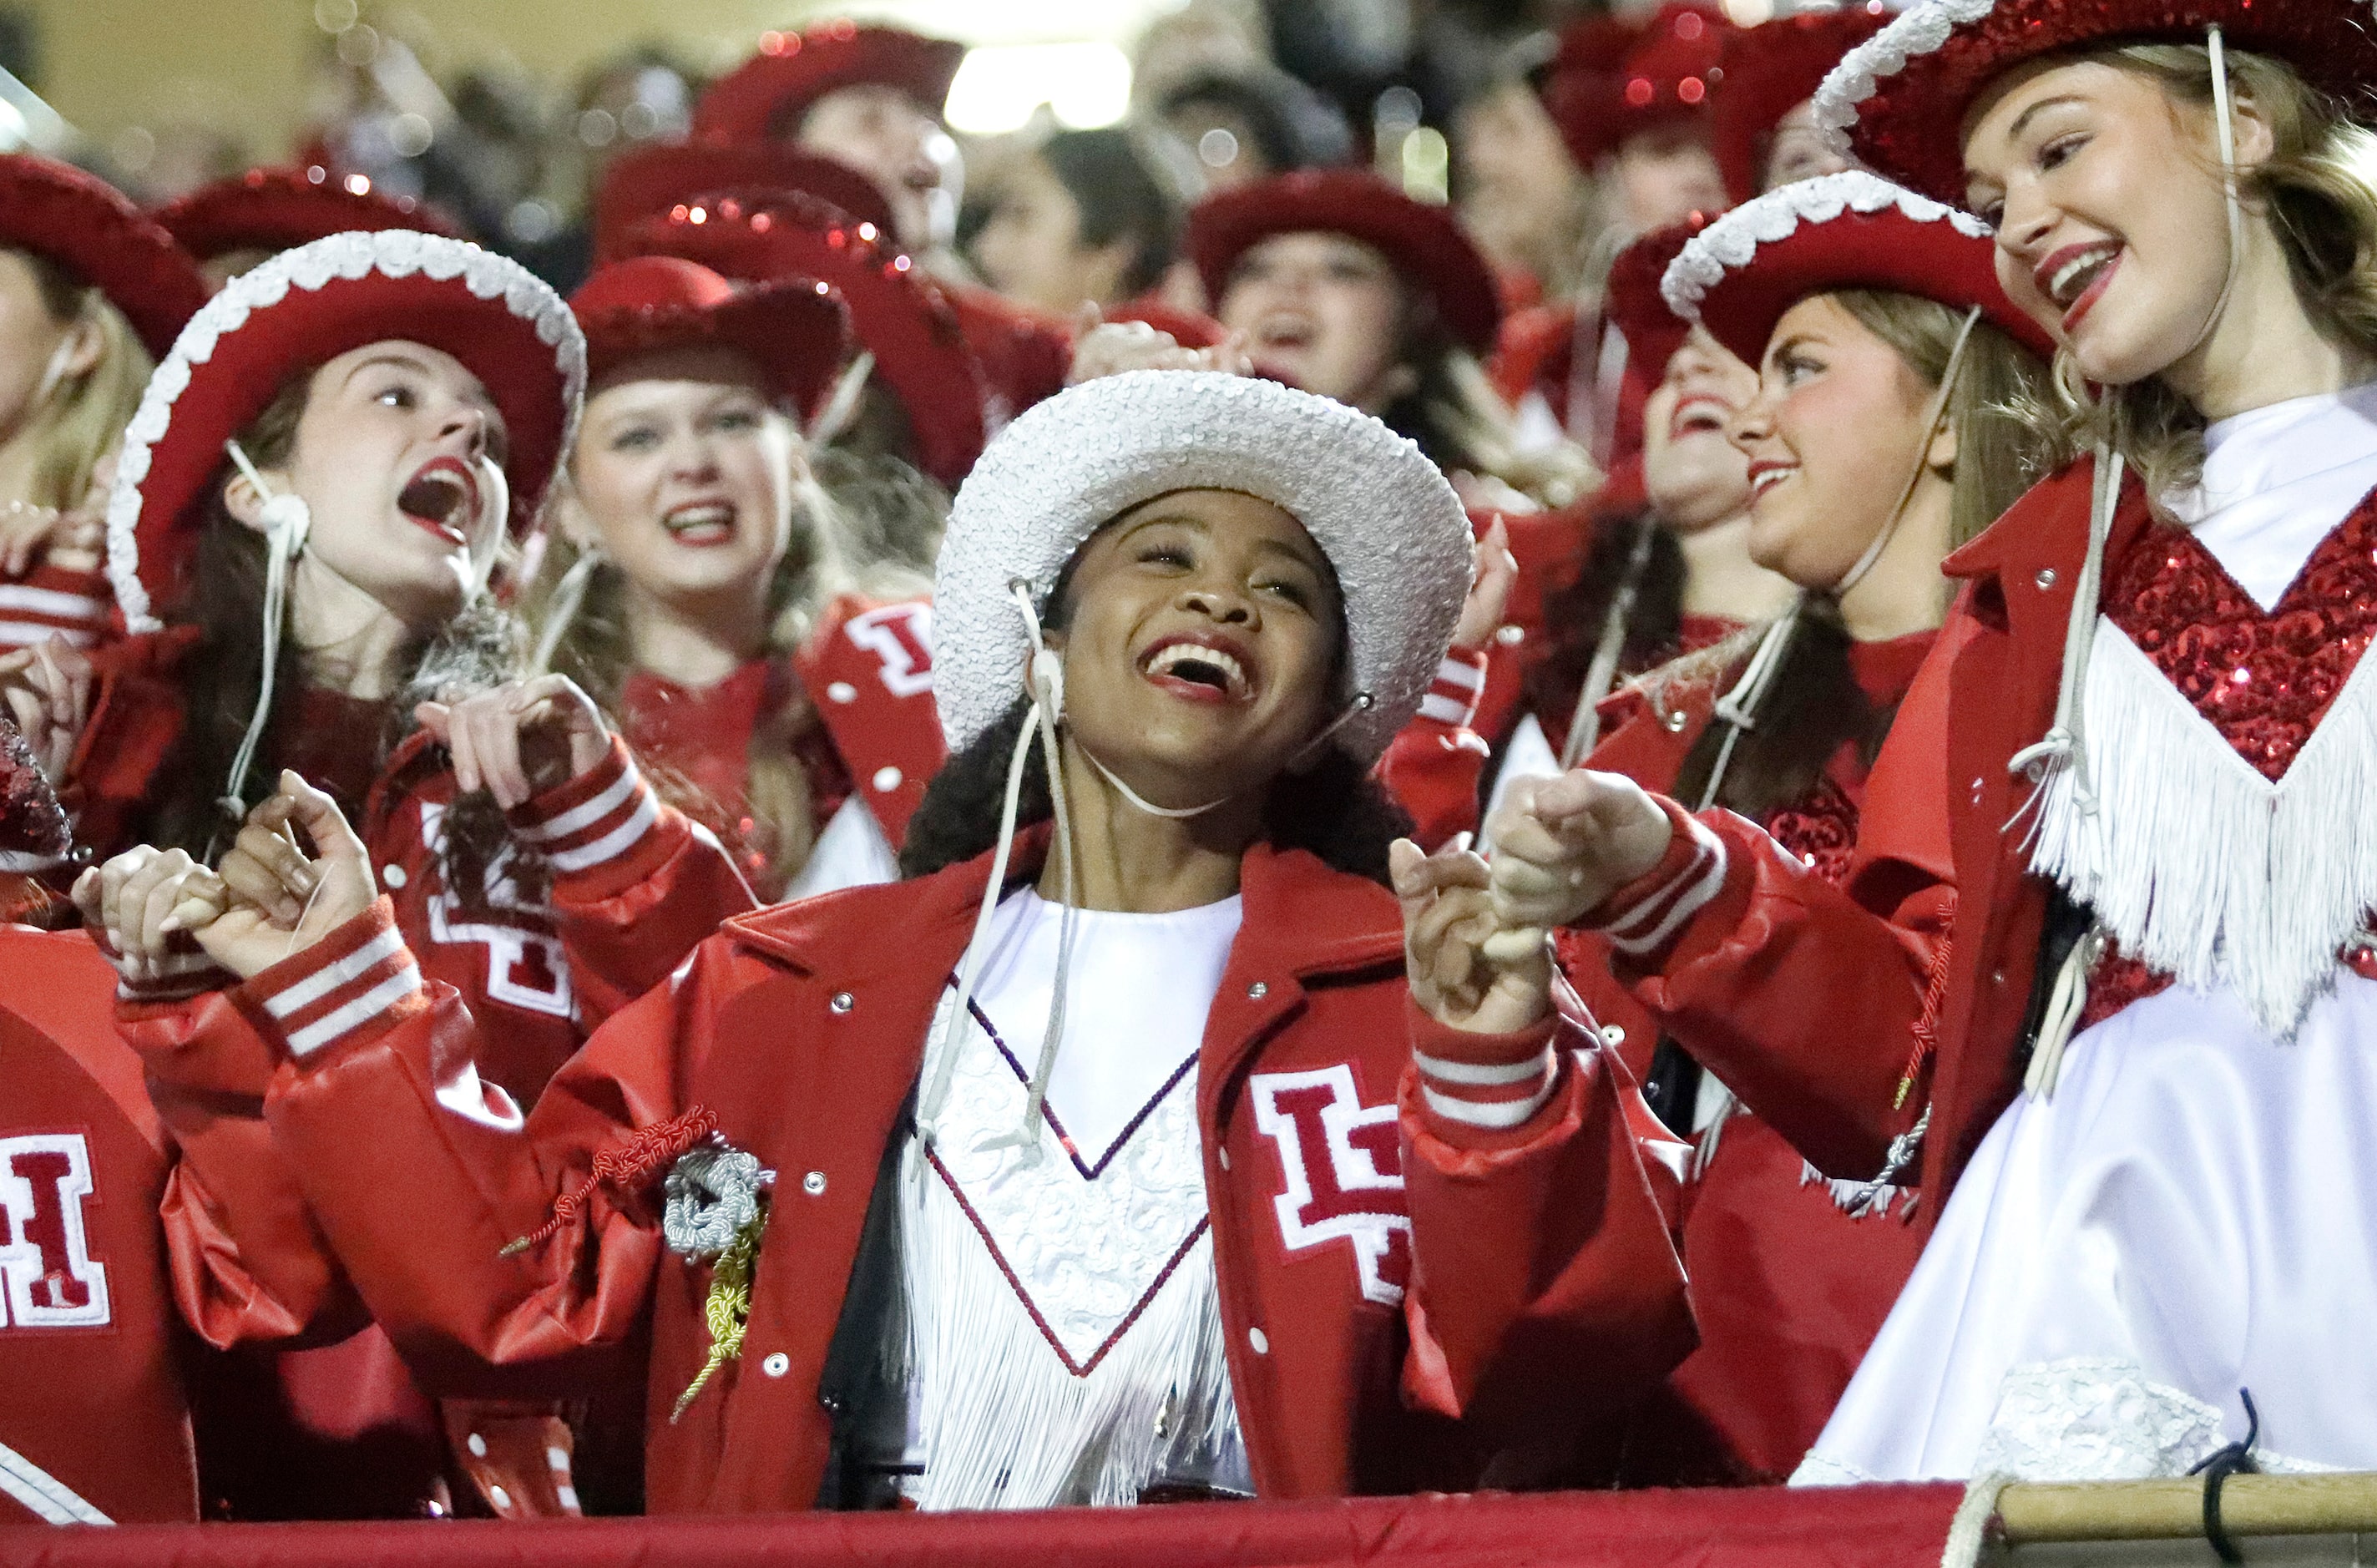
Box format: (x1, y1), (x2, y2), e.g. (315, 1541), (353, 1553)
(529, 254), (942, 901)
(1473, 0), (2377, 1483)
(127, 369), (1691, 1512)
(60, 230), (756, 1517)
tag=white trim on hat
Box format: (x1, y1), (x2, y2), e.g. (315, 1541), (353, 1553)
(931, 370), (1473, 768)
(105, 229), (586, 634)
(1809, 0), (1999, 167)
(1660, 169), (1995, 324)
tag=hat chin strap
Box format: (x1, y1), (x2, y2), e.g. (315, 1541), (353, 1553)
(2176, 25), (2248, 368)
(217, 440), (312, 829)
(1833, 303), (1985, 602)
(916, 582), (1081, 1160)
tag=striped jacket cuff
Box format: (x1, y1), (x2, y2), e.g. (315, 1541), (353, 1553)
(1408, 998), (1561, 1132)
(1581, 797), (1727, 963)
(508, 736), (659, 879)
(0, 568), (109, 651)
(245, 897), (427, 1060)
(91, 928), (233, 1008)
(1414, 649), (1489, 729)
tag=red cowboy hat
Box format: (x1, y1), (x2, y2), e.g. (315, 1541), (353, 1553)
(1605, 209), (1722, 377)
(1661, 169), (2058, 369)
(154, 166), (463, 265)
(1816, 0), (2377, 205)
(591, 138), (896, 263)
(0, 154), (207, 359)
(1540, 2), (1733, 172)
(105, 230), (584, 633)
(1711, 6), (1889, 202)
(619, 191), (988, 488)
(1186, 169), (1504, 355)
(571, 255), (849, 420)
(692, 23), (965, 145)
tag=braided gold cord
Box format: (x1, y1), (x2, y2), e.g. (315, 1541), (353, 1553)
(670, 1208), (764, 1423)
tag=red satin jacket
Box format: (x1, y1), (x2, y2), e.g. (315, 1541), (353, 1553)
(231, 836), (1695, 1512)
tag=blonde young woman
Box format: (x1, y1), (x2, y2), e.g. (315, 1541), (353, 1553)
(1480, 0), (2377, 1482)
(0, 157), (204, 679)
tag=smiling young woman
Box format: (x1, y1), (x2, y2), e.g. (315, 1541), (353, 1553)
(1519, 172), (2057, 1487)
(35, 230), (758, 1520)
(1474, 0), (2377, 1485)
(528, 257), (943, 900)
(123, 369), (1692, 1514)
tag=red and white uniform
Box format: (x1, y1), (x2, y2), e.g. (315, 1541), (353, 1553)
(0, 928), (209, 1524)
(1564, 631), (1934, 1485)
(614, 594), (942, 903)
(217, 834), (1692, 1511)
(1571, 394), (2377, 1481)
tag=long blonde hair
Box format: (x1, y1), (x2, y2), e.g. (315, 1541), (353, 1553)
(2029, 45), (2377, 500)
(12, 255), (152, 511)
(523, 421), (845, 896)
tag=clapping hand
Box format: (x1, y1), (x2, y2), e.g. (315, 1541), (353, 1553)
(1479, 771), (1675, 963)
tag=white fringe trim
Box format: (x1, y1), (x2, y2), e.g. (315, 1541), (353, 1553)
(2026, 620), (2377, 1039)
(105, 230), (585, 633)
(900, 1151), (1239, 1510)
(1661, 170), (1992, 322)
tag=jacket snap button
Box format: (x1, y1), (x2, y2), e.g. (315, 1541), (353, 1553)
(762, 1352), (791, 1377)
(1662, 708), (1687, 733)
(1970, 776), (1985, 804)
(382, 862), (407, 888)
(1247, 1327), (1269, 1355)
(488, 1485), (511, 1510)
(872, 766), (903, 793)
(466, 1432), (488, 1458)
(1495, 624), (1524, 647)
(827, 680), (857, 704)
(2035, 568), (2057, 589)
(1601, 1024), (1626, 1047)
(802, 1171), (827, 1196)
(830, 992), (854, 1014)
(1217, 1147), (1231, 1171)
(1247, 981), (1267, 1000)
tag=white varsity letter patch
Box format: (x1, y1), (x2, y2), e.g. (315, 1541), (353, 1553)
(0, 1135), (109, 1328)
(845, 603), (935, 698)
(1250, 1066), (1410, 1306)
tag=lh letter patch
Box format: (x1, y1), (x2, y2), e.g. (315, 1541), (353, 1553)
(1250, 1066), (1409, 1306)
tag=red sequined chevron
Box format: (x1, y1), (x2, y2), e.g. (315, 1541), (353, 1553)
(2101, 487), (2377, 782)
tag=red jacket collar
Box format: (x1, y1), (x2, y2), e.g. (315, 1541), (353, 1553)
(1942, 453), (2157, 595)
(723, 826), (1403, 984)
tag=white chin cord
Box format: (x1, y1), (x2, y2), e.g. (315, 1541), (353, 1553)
(219, 440), (312, 825)
(914, 580), (1376, 1154)
(2177, 26), (2248, 367)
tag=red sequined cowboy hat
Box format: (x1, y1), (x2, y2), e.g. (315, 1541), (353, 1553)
(1186, 169), (1504, 356)
(590, 137), (896, 263)
(1711, 5), (1890, 202)
(692, 23), (965, 144)
(571, 255), (849, 421)
(154, 166), (463, 265)
(1661, 169), (2059, 367)
(1813, 0), (2377, 206)
(0, 154), (207, 359)
(619, 191), (988, 488)
(105, 230), (584, 633)
(1539, 2), (1735, 171)
(1606, 209), (1723, 377)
